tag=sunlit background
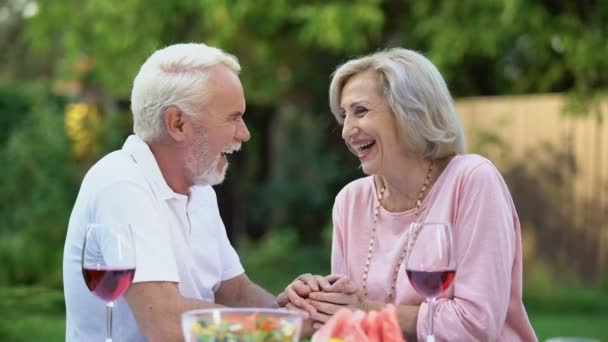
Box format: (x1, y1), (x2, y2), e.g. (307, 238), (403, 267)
(0, 0), (606, 341)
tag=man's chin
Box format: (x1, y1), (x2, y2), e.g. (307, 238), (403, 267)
(193, 164), (228, 186)
(192, 173), (224, 186)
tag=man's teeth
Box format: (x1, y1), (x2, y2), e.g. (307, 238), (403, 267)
(221, 145), (241, 156)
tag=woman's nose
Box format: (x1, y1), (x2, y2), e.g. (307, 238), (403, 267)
(341, 115), (356, 141)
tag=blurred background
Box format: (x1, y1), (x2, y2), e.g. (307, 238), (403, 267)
(0, 0), (606, 341)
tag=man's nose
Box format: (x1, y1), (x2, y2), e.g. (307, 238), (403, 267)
(237, 119), (251, 142)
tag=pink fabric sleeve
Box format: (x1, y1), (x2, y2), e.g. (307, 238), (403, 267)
(331, 197), (347, 276)
(416, 162), (516, 341)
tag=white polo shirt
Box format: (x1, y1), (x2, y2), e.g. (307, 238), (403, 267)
(63, 135), (244, 342)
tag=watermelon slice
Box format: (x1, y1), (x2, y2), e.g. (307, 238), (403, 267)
(312, 305), (405, 342)
(312, 309), (369, 342)
(361, 310), (381, 342)
(379, 305), (404, 342)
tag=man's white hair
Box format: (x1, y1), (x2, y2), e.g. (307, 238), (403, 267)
(130, 43), (241, 142)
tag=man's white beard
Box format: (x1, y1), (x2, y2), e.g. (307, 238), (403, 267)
(185, 130), (224, 187)
(185, 125), (241, 187)
(192, 154), (228, 186)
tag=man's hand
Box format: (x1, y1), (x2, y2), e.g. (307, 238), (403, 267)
(125, 281), (222, 342)
(216, 274), (277, 308)
(125, 274), (276, 341)
(284, 303), (316, 338)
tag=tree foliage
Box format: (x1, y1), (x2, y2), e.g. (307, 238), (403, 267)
(0, 0), (607, 286)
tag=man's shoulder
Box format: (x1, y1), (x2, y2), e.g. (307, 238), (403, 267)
(81, 149), (146, 192)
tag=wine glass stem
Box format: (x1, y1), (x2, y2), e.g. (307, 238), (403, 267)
(106, 301), (114, 342)
(427, 297), (436, 341)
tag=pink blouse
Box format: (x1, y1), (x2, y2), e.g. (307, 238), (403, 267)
(331, 154), (537, 341)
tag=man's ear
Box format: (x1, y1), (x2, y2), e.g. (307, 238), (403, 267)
(164, 106), (188, 142)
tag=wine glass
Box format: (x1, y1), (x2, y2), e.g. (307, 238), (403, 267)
(405, 222), (456, 342)
(82, 223), (136, 342)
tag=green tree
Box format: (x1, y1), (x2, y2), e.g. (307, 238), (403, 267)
(1, 0), (607, 285)
(22, 0), (385, 243)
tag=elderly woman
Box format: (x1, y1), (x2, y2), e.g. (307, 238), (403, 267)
(279, 48), (537, 341)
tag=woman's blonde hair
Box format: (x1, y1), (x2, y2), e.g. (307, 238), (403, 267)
(329, 48), (465, 159)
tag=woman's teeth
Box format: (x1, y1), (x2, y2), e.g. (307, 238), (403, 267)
(358, 141), (375, 152)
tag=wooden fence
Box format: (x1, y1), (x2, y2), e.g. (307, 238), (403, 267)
(456, 94), (608, 283)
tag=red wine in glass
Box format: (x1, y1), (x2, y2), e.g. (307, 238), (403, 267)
(406, 269), (456, 299)
(83, 267), (136, 302)
(82, 223), (136, 342)
(406, 222), (456, 342)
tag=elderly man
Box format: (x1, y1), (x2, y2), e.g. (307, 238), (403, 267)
(63, 43), (277, 341)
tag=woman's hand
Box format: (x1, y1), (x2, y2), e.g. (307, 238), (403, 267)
(305, 277), (366, 327)
(277, 273), (344, 318)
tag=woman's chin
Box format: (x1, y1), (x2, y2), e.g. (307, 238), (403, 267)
(360, 163), (378, 176)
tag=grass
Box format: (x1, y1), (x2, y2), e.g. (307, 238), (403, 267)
(238, 229), (332, 295)
(0, 287), (65, 342)
(525, 285), (608, 340)
(2, 237), (606, 341)
(1, 286), (606, 341)
(530, 313), (608, 341)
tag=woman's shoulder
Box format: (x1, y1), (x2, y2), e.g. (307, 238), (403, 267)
(335, 175), (375, 205)
(447, 154), (508, 189)
(448, 154), (501, 177)
(450, 153), (494, 169)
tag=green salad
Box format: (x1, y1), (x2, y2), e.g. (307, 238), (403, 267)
(187, 312), (299, 342)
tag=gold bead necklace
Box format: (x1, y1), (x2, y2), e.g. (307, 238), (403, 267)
(362, 160), (434, 302)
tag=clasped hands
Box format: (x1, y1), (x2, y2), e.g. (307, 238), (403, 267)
(277, 273), (367, 330)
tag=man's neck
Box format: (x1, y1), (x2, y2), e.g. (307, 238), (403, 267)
(148, 141), (191, 195)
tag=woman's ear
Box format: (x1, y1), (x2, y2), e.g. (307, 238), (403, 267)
(164, 106), (188, 142)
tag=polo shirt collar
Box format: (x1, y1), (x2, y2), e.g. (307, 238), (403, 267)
(122, 135), (183, 201)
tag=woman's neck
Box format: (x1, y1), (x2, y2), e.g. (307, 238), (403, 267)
(375, 156), (452, 212)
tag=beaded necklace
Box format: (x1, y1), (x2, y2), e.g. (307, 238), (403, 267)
(362, 160), (434, 302)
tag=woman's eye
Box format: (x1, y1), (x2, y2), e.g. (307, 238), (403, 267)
(354, 106), (369, 116)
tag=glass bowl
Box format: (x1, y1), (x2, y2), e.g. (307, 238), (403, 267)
(181, 308), (303, 342)
(545, 338), (600, 342)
